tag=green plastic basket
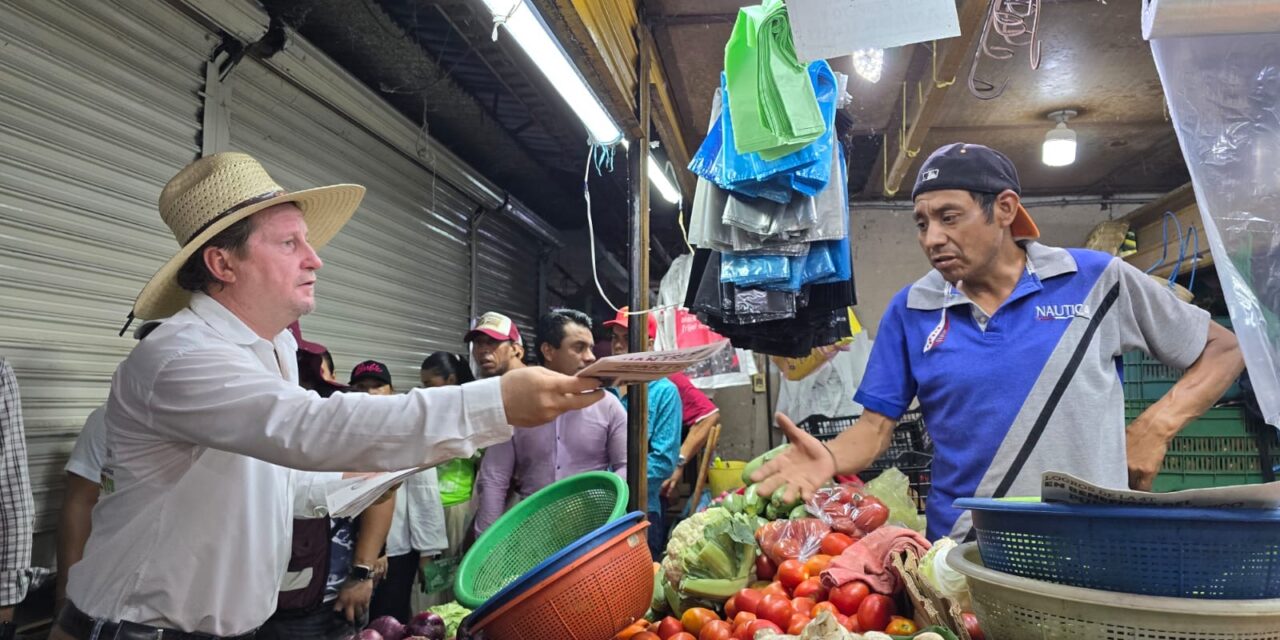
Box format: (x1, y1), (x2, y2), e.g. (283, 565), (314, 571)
(453, 471), (628, 608)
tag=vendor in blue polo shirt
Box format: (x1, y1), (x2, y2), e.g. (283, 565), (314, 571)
(751, 143), (1245, 541)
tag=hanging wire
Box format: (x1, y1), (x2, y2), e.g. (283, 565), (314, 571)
(931, 41), (956, 88)
(1145, 211), (1183, 276)
(582, 143), (678, 316)
(490, 0), (521, 41)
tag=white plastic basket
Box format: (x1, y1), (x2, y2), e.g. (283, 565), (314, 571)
(947, 543), (1280, 639)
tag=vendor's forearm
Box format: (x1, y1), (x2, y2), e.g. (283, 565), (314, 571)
(680, 415), (718, 460)
(825, 411), (897, 475)
(1143, 322), (1245, 438)
(354, 497), (395, 565)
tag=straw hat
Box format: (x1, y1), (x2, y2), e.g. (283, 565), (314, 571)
(131, 152), (365, 320)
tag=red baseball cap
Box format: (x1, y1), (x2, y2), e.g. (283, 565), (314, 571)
(288, 321), (329, 355)
(464, 312), (523, 346)
(602, 306), (656, 340)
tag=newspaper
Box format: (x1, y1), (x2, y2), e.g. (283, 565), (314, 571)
(325, 466), (429, 518)
(1042, 471), (1280, 509)
(576, 339), (731, 385)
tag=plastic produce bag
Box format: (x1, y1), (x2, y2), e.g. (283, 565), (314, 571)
(804, 484), (891, 537)
(721, 253), (791, 286)
(437, 458), (476, 507)
(724, 0), (824, 156)
(862, 468), (927, 534)
(756, 518), (831, 565)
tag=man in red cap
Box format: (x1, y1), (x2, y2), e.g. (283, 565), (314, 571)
(465, 312), (526, 379)
(603, 308), (683, 557)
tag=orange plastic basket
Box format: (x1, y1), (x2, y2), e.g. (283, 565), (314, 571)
(470, 519), (653, 640)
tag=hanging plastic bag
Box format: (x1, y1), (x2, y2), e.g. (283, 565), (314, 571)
(804, 484), (891, 538)
(721, 253), (791, 286)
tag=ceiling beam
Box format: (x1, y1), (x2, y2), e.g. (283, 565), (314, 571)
(872, 0), (989, 198)
(649, 12), (736, 26)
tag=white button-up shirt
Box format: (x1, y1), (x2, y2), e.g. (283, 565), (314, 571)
(67, 294), (511, 635)
(384, 468), (448, 558)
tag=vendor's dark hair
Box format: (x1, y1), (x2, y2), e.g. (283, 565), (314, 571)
(176, 216), (257, 294)
(535, 309), (593, 364)
(421, 351), (474, 384)
(320, 350), (335, 376)
(969, 191), (998, 223)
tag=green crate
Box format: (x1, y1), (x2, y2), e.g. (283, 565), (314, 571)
(1121, 316), (1243, 402)
(1135, 407), (1270, 491)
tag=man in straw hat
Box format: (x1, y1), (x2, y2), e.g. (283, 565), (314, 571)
(55, 152), (604, 639)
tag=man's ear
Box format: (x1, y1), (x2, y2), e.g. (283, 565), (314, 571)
(204, 246), (236, 285)
(539, 342), (554, 363)
(994, 189), (1021, 228)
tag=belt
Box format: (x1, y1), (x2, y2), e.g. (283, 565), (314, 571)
(58, 602), (257, 640)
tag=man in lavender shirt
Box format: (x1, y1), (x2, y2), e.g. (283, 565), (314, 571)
(473, 310), (627, 535)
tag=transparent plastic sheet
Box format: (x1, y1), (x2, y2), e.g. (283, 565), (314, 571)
(1148, 17), (1280, 428)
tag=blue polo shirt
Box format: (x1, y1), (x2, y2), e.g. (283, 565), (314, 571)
(614, 378), (682, 515)
(855, 242), (1210, 540)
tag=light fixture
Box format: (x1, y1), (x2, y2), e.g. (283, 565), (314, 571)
(482, 0), (621, 145)
(851, 48), (884, 83)
(1042, 109), (1078, 167)
(485, 0), (681, 204)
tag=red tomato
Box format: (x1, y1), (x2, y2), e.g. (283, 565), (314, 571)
(820, 532), (855, 556)
(803, 554), (833, 577)
(761, 581), (790, 599)
(757, 594), (794, 628)
(615, 622), (651, 640)
(732, 588), (763, 616)
(790, 597), (817, 617)
(774, 538), (802, 560)
(698, 620), (732, 640)
(786, 614), (811, 635)
(731, 612), (756, 631)
(845, 614), (863, 632)
(744, 620), (782, 638)
(723, 596), (738, 620)
(792, 577), (828, 601)
(669, 634), (697, 640)
(755, 554), (777, 581)
(856, 594), (896, 632)
(885, 617), (918, 635)
(853, 497), (890, 533)
(680, 608), (719, 637)
(776, 559), (810, 591)
(828, 580), (870, 616)
(832, 613), (849, 629)
(962, 611), (986, 640)
(632, 633), (661, 640)
(810, 601), (838, 619)
(656, 617), (684, 639)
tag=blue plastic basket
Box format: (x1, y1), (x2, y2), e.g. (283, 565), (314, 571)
(956, 498), (1280, 599)
(462, 512), (646, 629)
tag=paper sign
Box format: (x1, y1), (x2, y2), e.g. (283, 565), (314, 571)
(326, 466), (431, 518)
(1042, 472), (1280, 509)
(576, 339), (732, 385)
(786, 0), (961, 62)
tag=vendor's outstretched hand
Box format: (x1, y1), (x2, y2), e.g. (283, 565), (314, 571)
(749, 413), (837, 504)
(501, 366), (604, 427)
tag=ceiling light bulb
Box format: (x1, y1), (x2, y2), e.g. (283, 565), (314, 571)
(647, 156), (682, 204)
(852, 48), (884, 83)
(483, 0), (622, 145)
(1042, 110), (1078, 167)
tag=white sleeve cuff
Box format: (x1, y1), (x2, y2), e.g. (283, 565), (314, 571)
(460, 377), (511, 446)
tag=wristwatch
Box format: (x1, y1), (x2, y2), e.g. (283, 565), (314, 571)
(349, 564), (373, 581)
(677, 454), (689, 467)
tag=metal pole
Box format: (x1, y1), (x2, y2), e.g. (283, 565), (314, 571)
(626, 27), (653, 515)
(468, 207), (487, 321)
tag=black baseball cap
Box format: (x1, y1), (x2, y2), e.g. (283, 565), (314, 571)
(349, 360), (392, 386)
(912, 143), (1040, 240)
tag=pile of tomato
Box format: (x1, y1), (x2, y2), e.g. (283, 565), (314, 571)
(617, 532), (921, 640)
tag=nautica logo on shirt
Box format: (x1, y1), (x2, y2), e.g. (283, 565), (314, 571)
(1035, 303), (1090, 321)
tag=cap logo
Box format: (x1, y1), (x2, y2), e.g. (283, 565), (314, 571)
(353, 362), (383, 376)
(922, 169), (939, 182)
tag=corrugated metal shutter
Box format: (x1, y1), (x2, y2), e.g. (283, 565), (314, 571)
(227, 58), (475, 387)
(476, 214), (542, 342)
(0, 0), (213, 562)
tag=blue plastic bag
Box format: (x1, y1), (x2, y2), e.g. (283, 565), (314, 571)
(721, 253), (791, 287)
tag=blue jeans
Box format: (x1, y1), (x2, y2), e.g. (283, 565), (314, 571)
(647, 508), (668, 561)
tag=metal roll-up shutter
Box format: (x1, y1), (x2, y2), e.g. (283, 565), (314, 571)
(0, 0), (212, 561)
(227, 58), (474, 386)
(476, 214), (542, 342)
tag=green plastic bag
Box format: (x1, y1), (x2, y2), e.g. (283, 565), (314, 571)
(420, 554), (462, 594)
(437, 457), (476, 507)
(724, 0), (824, 157)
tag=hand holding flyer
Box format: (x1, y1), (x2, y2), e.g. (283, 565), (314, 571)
(575, 339), (732, 385)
